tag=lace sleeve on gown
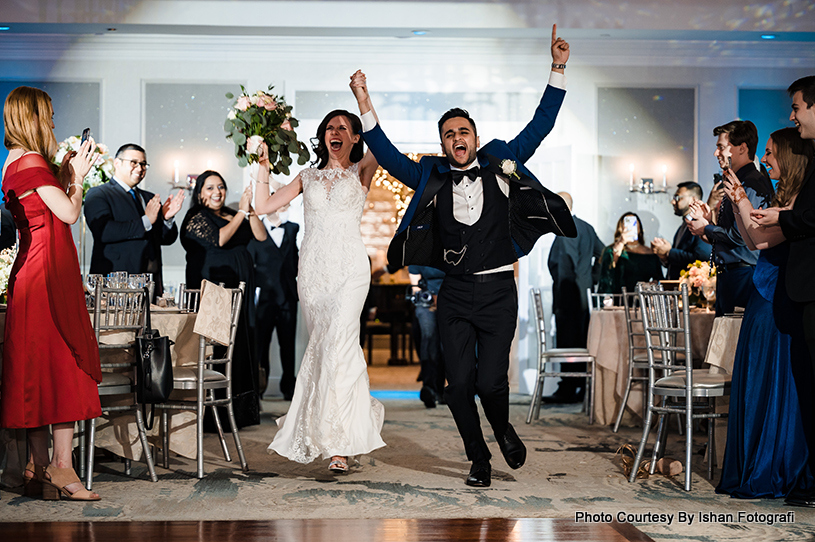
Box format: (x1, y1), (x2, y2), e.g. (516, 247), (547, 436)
(184, 210), (220, 248)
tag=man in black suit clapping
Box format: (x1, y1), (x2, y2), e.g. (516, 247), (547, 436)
(84, 144), (184, 297)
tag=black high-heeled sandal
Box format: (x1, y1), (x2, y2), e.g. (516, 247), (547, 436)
(23, 463), (45, 498)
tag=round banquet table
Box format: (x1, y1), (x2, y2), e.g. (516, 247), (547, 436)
(587, 307), (718, 427)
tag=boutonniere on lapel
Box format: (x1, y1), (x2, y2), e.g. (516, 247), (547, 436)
(499, 159), (521, 180)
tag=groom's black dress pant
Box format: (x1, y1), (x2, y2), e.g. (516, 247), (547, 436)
(437, 273), (517, 464)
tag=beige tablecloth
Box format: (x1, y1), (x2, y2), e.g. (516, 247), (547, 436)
(703, 315), (743, 466)
(0, 308), (203, 486)
(587, 307), (717, 427)
(94, 308), (200, 461)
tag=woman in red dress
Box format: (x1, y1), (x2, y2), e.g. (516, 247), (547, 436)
(2, 86), (102, 501)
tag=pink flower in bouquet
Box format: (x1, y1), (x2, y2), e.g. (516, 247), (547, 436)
(280, 120), (292, 131)
(235, 96), (251, 111)
(246, 135), (264, 155)
(257, 94), (277, 111)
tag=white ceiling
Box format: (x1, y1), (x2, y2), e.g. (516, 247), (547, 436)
(1, 0), (814, 41)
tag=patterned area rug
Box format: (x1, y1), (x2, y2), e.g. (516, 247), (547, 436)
(1, 397), (812, 541)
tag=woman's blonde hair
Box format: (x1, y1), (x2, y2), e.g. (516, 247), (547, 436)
(771, 127), (814, 208)
(3, 86), (58, 162)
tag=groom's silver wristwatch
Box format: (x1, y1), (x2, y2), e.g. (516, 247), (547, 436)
(551, 63), (566, 69)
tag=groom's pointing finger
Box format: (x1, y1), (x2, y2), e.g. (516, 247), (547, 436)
(551, 23), (557, 45)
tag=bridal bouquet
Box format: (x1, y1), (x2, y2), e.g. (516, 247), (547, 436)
(0, 244), (18, 304)
(679, 260), (716, 308)
(224, 85), (310, 175)
(53, 136), (114, 199)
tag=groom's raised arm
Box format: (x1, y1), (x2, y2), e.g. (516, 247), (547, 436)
(351, 70), (423, 190)
(507, 24), (570, 163)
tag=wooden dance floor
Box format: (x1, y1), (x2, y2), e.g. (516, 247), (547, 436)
(3, 518), (653, 541)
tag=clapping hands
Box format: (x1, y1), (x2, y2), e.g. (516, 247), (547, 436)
(651, 237), (671, 259)
(145, 195), (161, 224)
(239, 185), (253, 213)
(162, 189), (185, 220)
(686, 200), (711, 236)
(60, 137), (99, 189)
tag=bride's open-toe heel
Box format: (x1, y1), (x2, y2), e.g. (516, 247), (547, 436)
(42, 466), (101, 501)
(328, 456), (349, 473)
(23, 463), (45, 498)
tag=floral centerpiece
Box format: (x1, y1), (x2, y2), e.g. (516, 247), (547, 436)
(53, 136), (114, 199)
(678, 260), (716, 308)
(224, 85), (310, 175)
(0, 244), (18, 304)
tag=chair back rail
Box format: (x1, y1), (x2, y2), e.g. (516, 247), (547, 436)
(156, 281), (248, 478)
(178, 283), (201, 313)
(85, 281), (158, 490)
(527, 288), (596, 425)
(627, 282), (729, 491)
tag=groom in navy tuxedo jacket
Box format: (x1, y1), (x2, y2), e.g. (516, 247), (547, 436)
(352, 25), (574, 487)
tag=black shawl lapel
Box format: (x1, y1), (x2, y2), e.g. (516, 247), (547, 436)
(415, 161), (449, 211)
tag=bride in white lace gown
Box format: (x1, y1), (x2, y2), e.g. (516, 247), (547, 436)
(253, 109), (385, 471)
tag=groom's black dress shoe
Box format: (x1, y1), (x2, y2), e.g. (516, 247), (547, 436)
(497, 424), (526, 470)
(419, 386), (437, 409)
(785, 489), (815, 508)
(465, 461), (491, 487)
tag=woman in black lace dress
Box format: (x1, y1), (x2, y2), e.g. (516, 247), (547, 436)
(180, 170), (267, 428)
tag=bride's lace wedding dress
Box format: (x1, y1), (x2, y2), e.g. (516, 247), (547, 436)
(268, 163), (385, 463)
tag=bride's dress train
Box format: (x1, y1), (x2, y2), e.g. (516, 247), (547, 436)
(268, 163), (385, 463)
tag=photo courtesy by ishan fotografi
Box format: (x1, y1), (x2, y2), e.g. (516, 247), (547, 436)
(574, 510), (797, 527)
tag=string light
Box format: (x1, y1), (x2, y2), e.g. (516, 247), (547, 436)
(371, 152), (428, 220)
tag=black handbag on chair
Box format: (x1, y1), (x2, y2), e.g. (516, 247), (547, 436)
(136, 288), (174, 430)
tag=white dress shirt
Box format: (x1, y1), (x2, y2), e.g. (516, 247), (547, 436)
(262, 215), (286, 248)
(113, 177), (174, 232)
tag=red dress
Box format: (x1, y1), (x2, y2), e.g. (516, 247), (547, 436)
(1, 154), (102, 428)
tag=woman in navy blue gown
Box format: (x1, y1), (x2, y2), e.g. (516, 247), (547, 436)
(716, 127), (814, 498)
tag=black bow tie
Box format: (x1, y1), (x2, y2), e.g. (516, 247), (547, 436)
(451, 167), (480, 185)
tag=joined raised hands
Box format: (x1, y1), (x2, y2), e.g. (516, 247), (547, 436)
(350, 70), (369, 103)
(551, 24), (570, 65)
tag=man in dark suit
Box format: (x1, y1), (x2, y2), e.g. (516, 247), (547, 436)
(352, 25), (575, 487)
(652, 181), (712, 280)
(544, 191), (603, 403)
(687, 120), (773, 315)
(752, 75), (815, 508)
(84, 144), (184, 297)
(248, 210), (299, 400)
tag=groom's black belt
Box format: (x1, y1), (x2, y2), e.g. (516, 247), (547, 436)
(447, 271), (515, 283)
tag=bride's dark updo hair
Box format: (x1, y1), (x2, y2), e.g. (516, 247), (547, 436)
(310, 109), (364, 169)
